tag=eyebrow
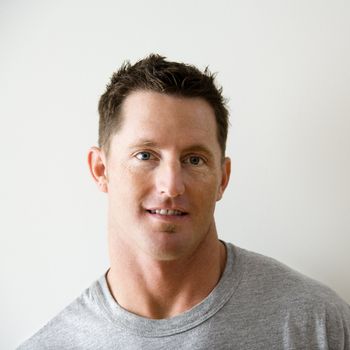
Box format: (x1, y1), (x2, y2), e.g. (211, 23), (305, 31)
(182, 144), (214, 159)
(130, 140), (159, 148)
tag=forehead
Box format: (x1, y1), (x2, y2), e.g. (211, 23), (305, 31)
(117, 90), (218, 142)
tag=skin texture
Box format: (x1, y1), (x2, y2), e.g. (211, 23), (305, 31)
(88, 91), (231, 319)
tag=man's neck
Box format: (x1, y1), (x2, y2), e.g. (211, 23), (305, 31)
(106, 231), (227, 319)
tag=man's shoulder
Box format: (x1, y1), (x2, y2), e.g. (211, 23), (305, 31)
(233, 244), (350, 320)
(17, 281), (103, 349)
(236, 245), (342, 299)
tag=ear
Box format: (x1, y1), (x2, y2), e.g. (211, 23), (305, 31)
(87, 147), (108, 193)
(216, 157), (231, 201)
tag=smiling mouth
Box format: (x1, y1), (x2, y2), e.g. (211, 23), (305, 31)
(146, 209), (188, 216)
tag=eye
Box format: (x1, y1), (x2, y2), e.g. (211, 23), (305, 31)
(135, 151), (153, 161)
(184, 155), (205, 166)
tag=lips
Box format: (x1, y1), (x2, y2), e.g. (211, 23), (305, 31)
(146, 208), (188, 216)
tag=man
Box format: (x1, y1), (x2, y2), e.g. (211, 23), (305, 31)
(18, 54), (350, 349)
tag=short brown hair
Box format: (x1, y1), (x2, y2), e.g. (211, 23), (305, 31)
(98, 54), (229, 158)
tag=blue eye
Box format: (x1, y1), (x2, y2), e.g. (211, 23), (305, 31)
(185, 156), (204, 166)
(136, 151), (152, 160)
(190, 156), (200, 165)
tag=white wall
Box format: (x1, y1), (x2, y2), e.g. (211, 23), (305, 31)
(1, 0), (349, 348)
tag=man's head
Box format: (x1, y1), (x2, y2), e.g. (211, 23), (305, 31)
(89, 55), (231, 262)
(98, 54), (229, 160)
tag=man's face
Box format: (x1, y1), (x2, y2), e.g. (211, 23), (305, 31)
(103, 90), (230, 261)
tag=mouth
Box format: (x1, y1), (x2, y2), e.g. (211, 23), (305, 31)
(146, 208), (188, 216)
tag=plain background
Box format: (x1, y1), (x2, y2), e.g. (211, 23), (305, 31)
(1, 0), (349, 348)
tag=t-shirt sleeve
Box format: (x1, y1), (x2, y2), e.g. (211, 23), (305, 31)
(325, 297), (350, 349)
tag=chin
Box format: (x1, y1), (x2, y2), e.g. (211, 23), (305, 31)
(140, 233), (194, 261)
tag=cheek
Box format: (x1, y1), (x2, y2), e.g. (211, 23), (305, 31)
(189, 169), (221, 192)
(187, 173), (221, 209)
(109, 164), (152, 201)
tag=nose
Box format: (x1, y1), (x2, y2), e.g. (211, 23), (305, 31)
(155, 160), (185, 198)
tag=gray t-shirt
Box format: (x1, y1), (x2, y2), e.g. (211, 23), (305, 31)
(18, 243), (350, 349)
